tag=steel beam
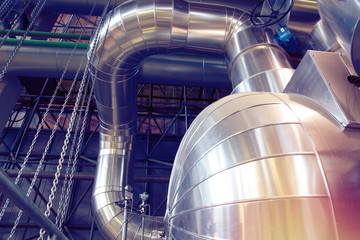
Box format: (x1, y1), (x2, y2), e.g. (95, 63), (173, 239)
(0, 169), (68, 240)
(0, 76), (23, 135)
(4, 170), (170, 182)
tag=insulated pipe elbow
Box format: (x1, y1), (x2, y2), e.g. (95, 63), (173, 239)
(92, 133), (165, 239)
(89, 0), (294, 239)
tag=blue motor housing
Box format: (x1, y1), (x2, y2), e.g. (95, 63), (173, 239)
(276, 24), (298, 52)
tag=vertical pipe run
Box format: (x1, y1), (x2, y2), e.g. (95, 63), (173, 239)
(122, 200), (128, 240)
(0, 76), (23, 137)
(183, 86), (188, 130)
(141, 214), (145, 240)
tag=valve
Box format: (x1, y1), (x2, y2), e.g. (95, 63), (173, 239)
(138, 192), (149, 214)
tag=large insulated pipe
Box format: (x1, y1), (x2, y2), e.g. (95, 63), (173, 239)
(30, 0), (261, 15)
(31, 0), (318, 33)
(317, 0), (360, 75)
(166, 92), (345, 239)
(89, 0), (293, 239)
(29, 0), (319, 40)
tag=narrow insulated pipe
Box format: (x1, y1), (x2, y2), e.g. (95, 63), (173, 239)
(89, 0), (293, 239)
(226, 27), (294, 93)
(0, 29), (92, 40)
(0, 37), (89, 49)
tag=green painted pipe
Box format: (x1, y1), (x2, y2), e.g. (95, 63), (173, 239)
(0, 29), (91, 40)
(0, 38), (89, 49)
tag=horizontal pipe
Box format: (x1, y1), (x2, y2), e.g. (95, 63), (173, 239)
(4, 170), (170, 183)
(134, 175), (170, 183)
(32, 0), (314, 18)
(0, 45), (230, 87)
(0, 45), (87, 80)
(30, 0), (319, 37)
(31, 0), (260, 15)
(30, 0), (115, 16)
(0, 38), (89, 49)
(0, 222), (94, 229)
(0, 169), (68, 240)
(140, 55), (231, 89)
(0, 29), (91, 40)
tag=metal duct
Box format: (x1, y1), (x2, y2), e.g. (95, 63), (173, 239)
(317, 0), (360, 75)
(31, 0), (261, 15)
(30, 0), (113, 15)
(89, 0), (293, 239)
(226, 27), (294, 93)
(308, 20), (339, 52)
(0, 45), (230, 87)
(0, 45), (86, 80)
(0, 169), (68, 240)
(286, 0), (319, 35)
(31, 0), (319, 36)
(140, 55), (231, 89)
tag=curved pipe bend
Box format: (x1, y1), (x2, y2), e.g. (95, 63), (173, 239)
(89, 0), (293, 239)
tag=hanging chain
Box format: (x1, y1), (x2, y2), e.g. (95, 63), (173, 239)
(0, 0), (47, 81)
(54, 0), (102, 230)
(4, 0), (108, 238)
(0, 0), (21, 25)
(58, 77), (95, 230)
(3, 14), (91, 239)
(0, 0), (13, 18)
(0, 1), (32, 48)
(3, 0), (101, 230)
(38, 1), (111, 238)
(6, 51), (88, 240)
(38, 59), (92, 239)
(37, 13), (109, 236)
(55, 76), (90, 228)
(59, 2), (115, 230)
(0, 34), (84, 224)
